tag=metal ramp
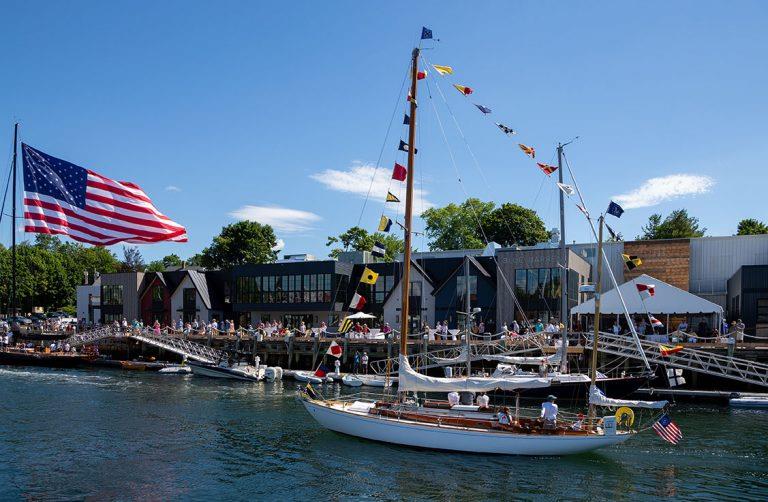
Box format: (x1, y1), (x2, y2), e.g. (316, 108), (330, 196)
(586, 331), (768, 388)
(129, 331), (224, 364)
(65, 328), (224, 364)
(370, 333), (546, 375)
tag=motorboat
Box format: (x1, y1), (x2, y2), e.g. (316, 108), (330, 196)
(294, 370), (324, 384)
(344, 374), (395, 388)
(189, 360), (265, 381)
(159, 364), (192, 374)
(342, 374), (363, 387)
(729, 396), (768, 408)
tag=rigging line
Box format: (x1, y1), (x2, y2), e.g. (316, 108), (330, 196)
(426, 78), (531, 329)
(0, 161), (13, 228)
(355, 60), (411, 228)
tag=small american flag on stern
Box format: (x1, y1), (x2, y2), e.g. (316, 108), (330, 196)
(22, 144), (187, 245)
(652, 413), (682, 445)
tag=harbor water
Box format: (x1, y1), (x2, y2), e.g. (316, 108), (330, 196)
(0, 367), (766, 500)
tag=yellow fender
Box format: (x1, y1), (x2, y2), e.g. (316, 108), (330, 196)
(615, 406), (635, 427)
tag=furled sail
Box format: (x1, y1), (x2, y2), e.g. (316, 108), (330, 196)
(589, 385), (667, 409)
(482, 354), (560, 365)
(398, 355), (551, 393)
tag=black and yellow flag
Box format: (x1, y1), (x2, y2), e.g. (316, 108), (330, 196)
(360, 267), (379, 285)
(339, 317), (353, 334)
(622, 253), (642, 270)
(386, 191), (400, 203)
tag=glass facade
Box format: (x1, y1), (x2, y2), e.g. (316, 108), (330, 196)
(235, 273), (334, 304)
(512, 267), (567, 323)
(102, 285), (123, 306)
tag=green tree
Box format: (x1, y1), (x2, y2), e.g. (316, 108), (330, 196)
(421, 198), (495, 251)
(736, 218), (768, 236)
(637, 209), (706, 240)
(482, 203), (550, 247)
(326, 226), (404, 260)
(200, 221), (278, 268)
(120, 246), (146, 272)
(147, 253), (183, 272)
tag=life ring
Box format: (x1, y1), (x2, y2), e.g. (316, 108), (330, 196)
(615, 406), (635, 427)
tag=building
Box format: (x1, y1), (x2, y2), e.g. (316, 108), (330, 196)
(727, 265), (768, 335)
(99, 272), (144, 324)
(495, 246), (591, 326)
(76, 275), (100, 324)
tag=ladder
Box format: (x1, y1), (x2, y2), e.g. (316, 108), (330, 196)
(586, 331), (768, 388)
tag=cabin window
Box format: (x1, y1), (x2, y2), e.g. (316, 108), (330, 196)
(102, 285), (123, 306)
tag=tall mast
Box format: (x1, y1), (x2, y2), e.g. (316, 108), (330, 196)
(588, 215), (604, 423)
(399, 47), (419, 357)
(464, 257), (471, 377)
(11, 123), (18, 317)
(557, 143), (568, 372)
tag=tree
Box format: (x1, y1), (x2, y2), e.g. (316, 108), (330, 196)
(326, 226), (404, 260)
(147, 253), (183, 272)
(200, 221), (278, 268)
(637, 209), (706, 240)
(736, 218), (768, 236)
(482, 203), (550, 247)
(121, 246), (146, 272)
(421, 198), (496, 251)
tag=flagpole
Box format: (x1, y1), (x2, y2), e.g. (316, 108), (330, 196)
(399, 48), (419, 369)
(557, 143), (569, 373)
(10, 123), (18, 317)
(588, 215), (604, 427)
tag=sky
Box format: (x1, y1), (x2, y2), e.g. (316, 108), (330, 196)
(1, 0), (767, 262)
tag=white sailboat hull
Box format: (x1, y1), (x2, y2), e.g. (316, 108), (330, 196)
(301, 399), (631, 456)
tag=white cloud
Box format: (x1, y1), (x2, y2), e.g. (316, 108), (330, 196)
(229, 205), (321, 233)
(309, 162), (434, 209)
(271, 239), (285, 252)
(165, 185), (182, 192)
(612, 174), (715, 209)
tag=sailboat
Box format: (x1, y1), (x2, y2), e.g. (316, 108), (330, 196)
(300, 45), (668, 455)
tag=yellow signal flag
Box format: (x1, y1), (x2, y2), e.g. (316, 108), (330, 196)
(432, 64), (453, 75)
(622, 253), (643, 270)
(360, 267), (379, 285)
(378, 215), (393, 232)
(386, 192), (400, 203)
(518, 143), (536, 158)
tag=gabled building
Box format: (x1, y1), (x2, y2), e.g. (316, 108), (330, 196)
(169, 270), (213, 324)
(138, 271), (186, 326)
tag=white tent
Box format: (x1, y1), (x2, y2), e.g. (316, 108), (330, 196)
(571, 274), (723, 316)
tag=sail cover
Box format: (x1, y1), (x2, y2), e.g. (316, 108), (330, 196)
(588, 385), (667, 409)
(398, 355), (551, 393)
(482, 354), (560, 365)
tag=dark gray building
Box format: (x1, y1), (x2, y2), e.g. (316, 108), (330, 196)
(727, 265), (768, 335)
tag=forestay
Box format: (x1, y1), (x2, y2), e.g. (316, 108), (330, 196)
(589, 385), (667, 409)
(398, 355), (551, 393)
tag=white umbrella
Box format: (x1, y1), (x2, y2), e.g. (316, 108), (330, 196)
(346, 312), (377, 319)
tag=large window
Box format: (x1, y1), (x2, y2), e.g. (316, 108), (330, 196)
(152, 285), (163, 303)
(235, 273), (334, 304)
(372, 274), (395, 304)
(183, 288), (197, 310)
(102, 285), (123, 306)
(457, 275), (478, 304)
(757, 298), (768, 324)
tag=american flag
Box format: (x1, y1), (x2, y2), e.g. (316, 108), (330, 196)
(22, 144), (187, 246)
(652, 413), (682, 444)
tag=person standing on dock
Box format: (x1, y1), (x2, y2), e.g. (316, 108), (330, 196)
(353, 351), (360, 374)
(736, 320), (745, 343)
(361, 352), (369, 374)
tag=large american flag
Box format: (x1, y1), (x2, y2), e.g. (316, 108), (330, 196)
(22, 143), (187, 246)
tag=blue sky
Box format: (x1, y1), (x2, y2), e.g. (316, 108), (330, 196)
(1, 0), (766, 261)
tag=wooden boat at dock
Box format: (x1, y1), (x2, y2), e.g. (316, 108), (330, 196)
(0, 347), (95, 368)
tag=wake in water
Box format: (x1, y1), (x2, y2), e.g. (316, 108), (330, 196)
(0, 367), (143, 388)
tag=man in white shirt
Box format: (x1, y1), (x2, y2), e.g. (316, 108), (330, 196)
(447, 391), (460, 407)
(476, 392), (490, 409)
(541, 395), (558, 429)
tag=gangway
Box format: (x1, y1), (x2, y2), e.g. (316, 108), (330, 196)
(585, 331), (768, 388)
(65, 328), (225, 364)
(370, 333), (546, 375)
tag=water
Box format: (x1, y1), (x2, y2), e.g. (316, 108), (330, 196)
(0, 367), (766, 501)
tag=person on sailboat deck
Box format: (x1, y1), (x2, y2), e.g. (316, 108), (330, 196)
(612, 321), (621, 335)
(496, 406), (512, 426)
(540, 395), (559, 429)
(447, 391), (460, 407)
(476, 392), (490, 409)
